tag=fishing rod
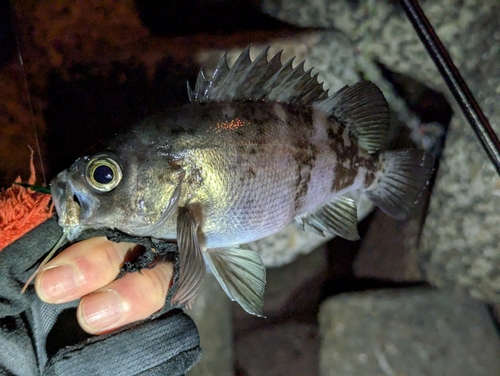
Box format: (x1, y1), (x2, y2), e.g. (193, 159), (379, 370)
(399, 0), (500, 176)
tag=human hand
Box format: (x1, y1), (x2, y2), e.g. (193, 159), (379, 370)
(0, 218), (200, 375)
(35, 237), (174, 334)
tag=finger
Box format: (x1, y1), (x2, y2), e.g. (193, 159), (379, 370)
(35, 237), (135, 303)
(77, 261), (173, 334)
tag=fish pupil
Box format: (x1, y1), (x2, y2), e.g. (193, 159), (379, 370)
(94, 165), (114, 184)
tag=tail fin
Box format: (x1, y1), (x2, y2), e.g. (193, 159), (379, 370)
(364, 150), (434, 220)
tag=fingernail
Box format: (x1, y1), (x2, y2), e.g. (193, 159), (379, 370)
(38, 265), (79, 301)
(80, 290), (123, 331)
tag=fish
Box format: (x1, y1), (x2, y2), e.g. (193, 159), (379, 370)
(49, 46), (434, 316)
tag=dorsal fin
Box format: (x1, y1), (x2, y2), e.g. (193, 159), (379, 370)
(314, 81), (390, 153)
(188, 46), (328, 104)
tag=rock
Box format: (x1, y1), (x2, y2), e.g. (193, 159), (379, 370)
(262, 0), (500, 302)
(319, 289), (500, 376)
(233, 245), (327, 335)
(261, 246), (326, 315)
(235, 322), (319, 376)
(233, 246), (328, 376)
(353, 209), (423, 282)
(186, 274), (233, 376)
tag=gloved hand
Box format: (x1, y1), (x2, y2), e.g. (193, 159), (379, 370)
(0, 217), (201, 375)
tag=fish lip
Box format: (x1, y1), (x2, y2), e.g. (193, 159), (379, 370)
(50, 170), (100, 238)
(50, 173), (71, 222)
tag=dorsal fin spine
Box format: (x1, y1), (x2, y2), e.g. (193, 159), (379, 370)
(188, 46), (326, 105)
(217, 46), (252, 100)
(193, 69), (208, 101)
(187, 81), (194, 102)
(280, 61), (305, 90)
(251, 50), (283, 96)
(263, 57), (295, 94)
(233, 47), (270, 98)
(205, 52), (230, 101)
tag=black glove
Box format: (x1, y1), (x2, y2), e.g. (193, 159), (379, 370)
(0, 217), (201, 375)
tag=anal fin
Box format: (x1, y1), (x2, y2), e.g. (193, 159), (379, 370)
(297, 196), (360, 241)
(172, 206), (206, 307)
(203, 247), (266, 317)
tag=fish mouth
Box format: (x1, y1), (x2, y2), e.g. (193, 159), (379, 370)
(50, 170), (100, 240)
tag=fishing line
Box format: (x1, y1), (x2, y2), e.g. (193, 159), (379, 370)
(399, 0), (500, 176)
(21, 229), (70, 294)
(11, 9), (47, 185)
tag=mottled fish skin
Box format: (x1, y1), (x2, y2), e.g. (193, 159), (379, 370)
(84, 100), (375, 248)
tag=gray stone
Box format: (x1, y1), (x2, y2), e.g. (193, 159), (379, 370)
(235, 322), (319, 376)
(262, 245), (326, 315)
(186, 274), (233, 376)
(354, 209), (424, 282)
(319, 289), (500, 376)
(233, 245), (327, 376)
(263, 0), (500, 302)
(233, 245), (327, 335)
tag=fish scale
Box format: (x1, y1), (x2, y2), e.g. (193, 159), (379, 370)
(197, 144), (300, 246)
(46, 47), (434, 316)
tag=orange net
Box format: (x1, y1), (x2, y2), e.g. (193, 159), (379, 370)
(0, 152), (53, 251)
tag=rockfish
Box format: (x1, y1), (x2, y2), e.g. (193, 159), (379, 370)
(50, 47), (434, 316)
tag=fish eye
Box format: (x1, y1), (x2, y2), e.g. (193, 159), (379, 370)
(85, 154), (122, 192)
(94, 165), (114, 184)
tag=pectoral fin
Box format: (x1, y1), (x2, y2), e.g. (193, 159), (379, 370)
(172, 206), (206, 306)
(203, 247), (266, 317)
(297, 196), (360, 241)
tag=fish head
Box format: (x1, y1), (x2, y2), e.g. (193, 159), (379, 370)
(50, 152), (123, 240)
(50, 150), (184, 240)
